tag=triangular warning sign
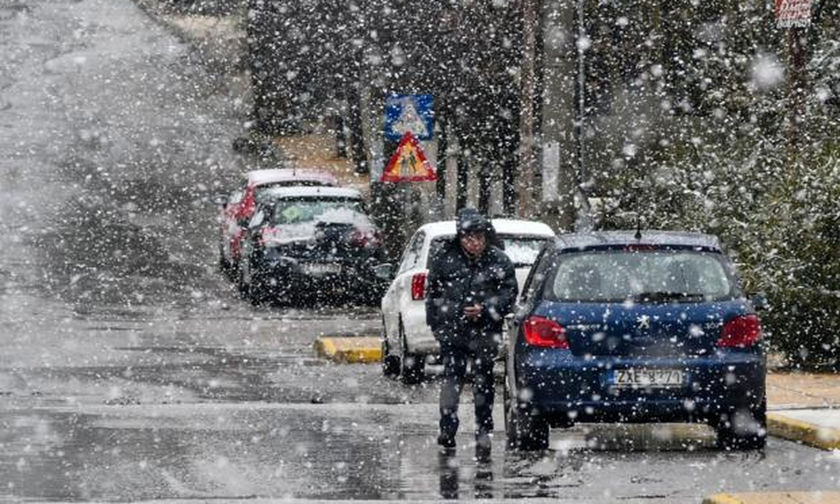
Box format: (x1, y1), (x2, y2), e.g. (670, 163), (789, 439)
(380, 132), (437, 183)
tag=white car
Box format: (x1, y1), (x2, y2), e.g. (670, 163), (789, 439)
(379, 219), (556, 383)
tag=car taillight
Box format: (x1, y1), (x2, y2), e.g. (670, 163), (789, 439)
(411, 272), (427, 300)
(716, 314), (762, 348)
(523, 316), (569, 349)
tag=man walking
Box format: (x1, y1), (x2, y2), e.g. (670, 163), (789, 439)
(425, 208), (518, 459)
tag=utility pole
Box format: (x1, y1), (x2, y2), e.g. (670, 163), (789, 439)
(574, 0), (593, 231)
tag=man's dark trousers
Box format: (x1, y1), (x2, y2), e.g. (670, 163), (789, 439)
(439, 343), (496, 442)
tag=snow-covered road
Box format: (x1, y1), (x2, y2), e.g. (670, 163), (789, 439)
(1, 0), (838, 502)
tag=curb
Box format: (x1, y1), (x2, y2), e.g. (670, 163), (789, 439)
(704, 492), (840, 504)
(767, 412), (840, 451)
(314, 337), (381, 364)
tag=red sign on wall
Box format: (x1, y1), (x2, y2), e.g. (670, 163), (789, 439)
(775, 0), (812, 28)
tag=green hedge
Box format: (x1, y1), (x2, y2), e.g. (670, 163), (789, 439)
(599, 97), (840, 368)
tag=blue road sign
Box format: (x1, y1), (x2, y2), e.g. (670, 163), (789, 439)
(385, 94), (434, 141)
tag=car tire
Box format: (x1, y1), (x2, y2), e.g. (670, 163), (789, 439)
(504, 369), (549, 451)
(399, 321), (423, 385)
(354, 281), (380, 307)
(381, 320), (400, 378)
(218, 243), (230, 274)
(714, 398), (767, 450)
(248, 272), (269, 305)
(236, 263), (248, 299)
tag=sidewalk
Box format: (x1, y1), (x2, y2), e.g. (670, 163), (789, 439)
(767, 370), (840, 450)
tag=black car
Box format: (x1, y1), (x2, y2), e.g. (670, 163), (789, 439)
(237, 186), (385, 305)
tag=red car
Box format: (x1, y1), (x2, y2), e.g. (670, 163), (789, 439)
(217, 168), (339, 275)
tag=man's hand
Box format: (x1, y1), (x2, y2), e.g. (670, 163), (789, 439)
(463, 304), (483, 320)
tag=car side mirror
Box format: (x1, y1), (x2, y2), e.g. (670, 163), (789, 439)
(247, 209), (266, 229)
(212, 194), (229, 207)
(751, 292), (770, 311)
(373, 263), (394, 281)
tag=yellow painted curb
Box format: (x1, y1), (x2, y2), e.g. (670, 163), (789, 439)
(314, 337), (382, 364)
(703, 493), (745, 504)
(704, 492), (840, 504)
(768, 412), (840, 451)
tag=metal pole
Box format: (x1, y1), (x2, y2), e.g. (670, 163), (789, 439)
(576, 0), (586, 188)
(574, 0), (593, 231)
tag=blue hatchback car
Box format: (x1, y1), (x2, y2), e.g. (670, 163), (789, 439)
(504, 231), (766, 451)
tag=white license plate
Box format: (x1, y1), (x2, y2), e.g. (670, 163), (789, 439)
(303, 263), (341, 276)
(610, 368), (685, 388)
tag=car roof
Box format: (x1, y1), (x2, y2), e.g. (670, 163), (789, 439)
(552, 230), (721, 251)
(258, 186), (363, 200)
(417, 219), (556, 239)
(246, 168), (338, 186)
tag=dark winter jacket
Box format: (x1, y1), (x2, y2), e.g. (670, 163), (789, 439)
(425, 209), (518, 349)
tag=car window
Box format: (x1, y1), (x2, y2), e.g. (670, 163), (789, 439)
(269, 197), (366, 225)
(500, 236), (550, 266)
(254, 183), (331, 204)
(546, 249), (739, 303)
(428, 235), (548, 268)
(427, 236), (456, 270)
(398, 231), (425, 274)
(520, 247), (555, 304)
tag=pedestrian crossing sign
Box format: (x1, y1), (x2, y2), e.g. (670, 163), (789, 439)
(385, 94), (434, 141)
(380, 132), (437, 183)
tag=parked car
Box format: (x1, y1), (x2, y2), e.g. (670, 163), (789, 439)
(504, 230), (767, 451)
(217, 168), (339, 275)
(378, 219), (556, 383)
(237, 186), (384, 305)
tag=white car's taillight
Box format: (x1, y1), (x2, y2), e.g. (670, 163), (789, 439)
(411, 272), (427, 300)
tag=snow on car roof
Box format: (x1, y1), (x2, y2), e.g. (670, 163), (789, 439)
(418, 219), (555, 238)
(258, 186), (363, 200)
(246, 168), (338, 186)
(554, 230), (721, 251)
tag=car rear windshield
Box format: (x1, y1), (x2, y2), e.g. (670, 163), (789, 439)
(545, 249), (740, 303)
(270, 197), (366, 225)
(429, 235), (549, 267)
(502, 236), (550, 266)
(255, 183), (332, 203)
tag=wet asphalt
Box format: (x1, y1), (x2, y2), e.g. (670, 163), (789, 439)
(2, 0), (840, 502)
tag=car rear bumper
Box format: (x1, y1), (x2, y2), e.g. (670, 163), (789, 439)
(257, 257), (380, 291)
(515, 350), (765, 425)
